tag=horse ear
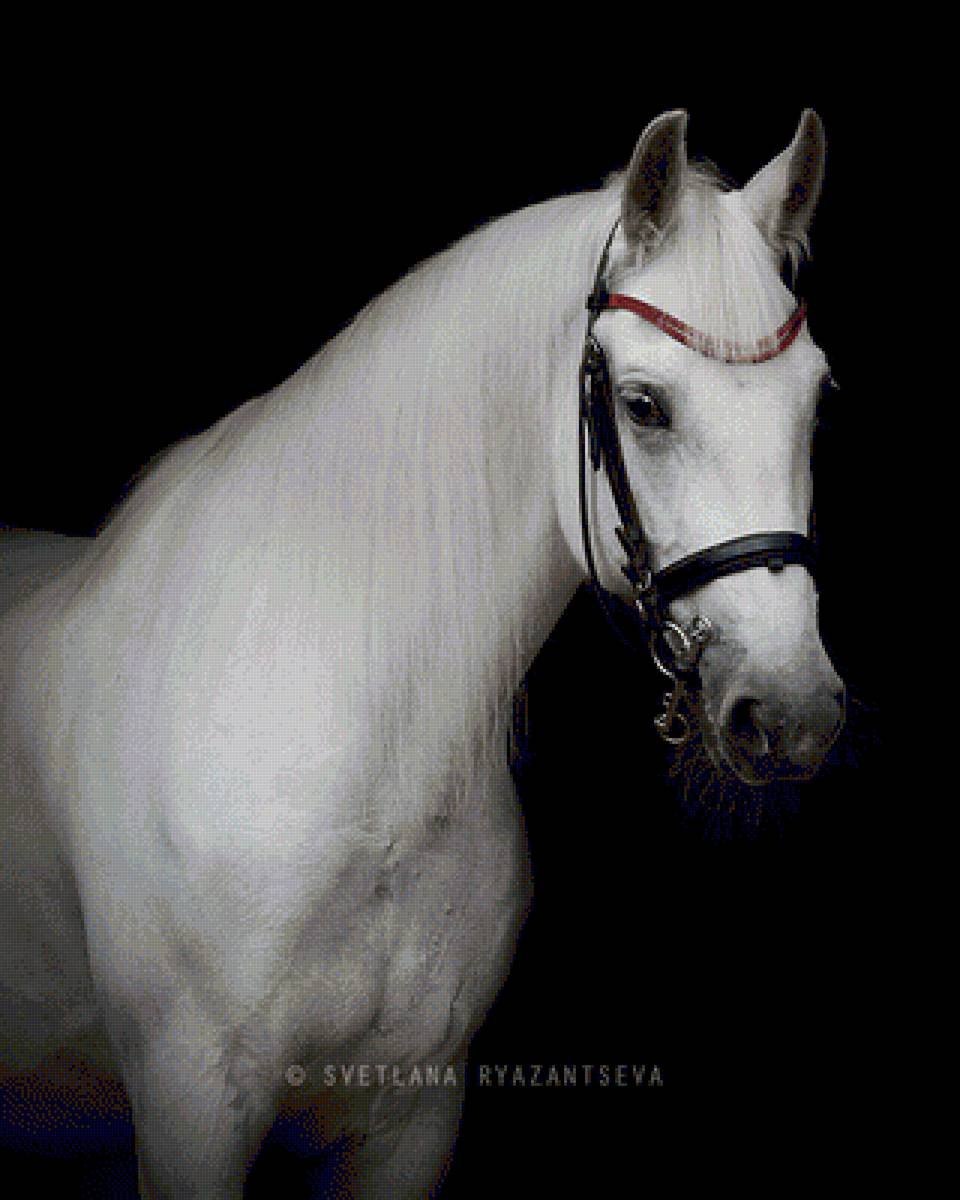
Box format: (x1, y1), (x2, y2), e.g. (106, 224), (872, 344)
(621, 110), (688, 252)
(742, 109), (826, 262)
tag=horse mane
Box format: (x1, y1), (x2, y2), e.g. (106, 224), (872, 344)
(292, 187), (620, 774)
(74, 180), (621, 793)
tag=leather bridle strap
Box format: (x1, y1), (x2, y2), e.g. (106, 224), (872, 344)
(654, 531), (817, 606)
(599, 291), (807, 364)
(579, 335), (650, 588)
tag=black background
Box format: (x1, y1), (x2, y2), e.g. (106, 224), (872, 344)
(4, 37), (896, 1197)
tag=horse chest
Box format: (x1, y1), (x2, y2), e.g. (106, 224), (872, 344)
(292, 751), (532, 1073)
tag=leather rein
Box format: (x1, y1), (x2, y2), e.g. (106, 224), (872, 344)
(578, 222), (818, 744)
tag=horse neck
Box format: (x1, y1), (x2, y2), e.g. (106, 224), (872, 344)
(282, 191), (614, 762)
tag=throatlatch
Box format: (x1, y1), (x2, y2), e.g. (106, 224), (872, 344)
(578, 221), (818, 744)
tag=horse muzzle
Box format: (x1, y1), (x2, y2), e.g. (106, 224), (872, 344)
(713, 663), (846, 784)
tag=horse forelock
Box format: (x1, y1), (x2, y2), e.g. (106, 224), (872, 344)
(606, 165), (800, 350)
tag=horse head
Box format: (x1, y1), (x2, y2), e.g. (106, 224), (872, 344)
(563, 110), (844, 789)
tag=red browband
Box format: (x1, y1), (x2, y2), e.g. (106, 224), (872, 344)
(603, 293), (807, 364)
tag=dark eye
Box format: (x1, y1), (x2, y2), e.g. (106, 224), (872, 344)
(620, 384), (670, 429)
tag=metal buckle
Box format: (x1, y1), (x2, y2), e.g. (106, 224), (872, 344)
(632, 569), (654, 623)
(653, 616), (712, 676)
(649, 616), (712, 745)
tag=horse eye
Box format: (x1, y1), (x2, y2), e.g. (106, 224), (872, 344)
(620, 385), (669, 429)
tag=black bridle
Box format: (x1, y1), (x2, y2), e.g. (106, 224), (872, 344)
(579, 222), (819, 743)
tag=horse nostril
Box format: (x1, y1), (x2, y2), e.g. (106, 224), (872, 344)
(720, 675), (844, 782)
(727, 696), (769, 757)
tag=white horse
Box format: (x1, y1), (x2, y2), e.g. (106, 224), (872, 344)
(0, 109), (844, 1196)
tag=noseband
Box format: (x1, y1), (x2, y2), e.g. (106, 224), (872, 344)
(579, 222), (818, 744)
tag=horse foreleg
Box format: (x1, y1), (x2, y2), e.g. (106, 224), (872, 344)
(115, 1001), (278, 1200)
(303, 1065), (467, 1199)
